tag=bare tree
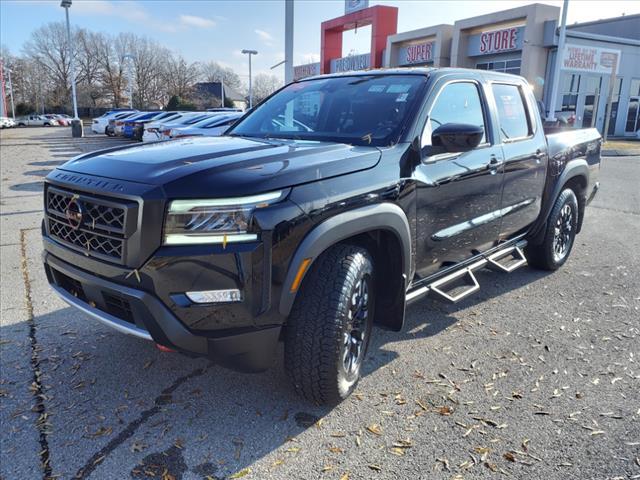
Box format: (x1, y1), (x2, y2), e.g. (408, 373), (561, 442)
(75, 29), (104, 107)
(23, 22), (73, 108)
(95, 32), (131, 108)
(164, 53), (201, 100)
(127, 35), (168, 109)
(201, 61), (243, 93)
(252, 73), (282, 104)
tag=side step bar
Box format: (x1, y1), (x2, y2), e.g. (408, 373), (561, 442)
(406, 241), (527, 304)
(486, 246), (527, 273)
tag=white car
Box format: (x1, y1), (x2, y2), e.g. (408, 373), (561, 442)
(0, 116), (15, 128)
(91, 109), (136, 135)
(16, 115), (57, 127)
(143, 112), (214, 142)
(168, 113), (243, 139)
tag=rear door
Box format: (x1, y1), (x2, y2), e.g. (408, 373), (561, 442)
(414, 77), (504, 278)
(487, 81), (547, 240)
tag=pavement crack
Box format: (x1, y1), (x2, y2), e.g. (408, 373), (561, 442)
(589, 205), (640, 216)
(74, 365), (209, 479)
(20, 228), (54, 480)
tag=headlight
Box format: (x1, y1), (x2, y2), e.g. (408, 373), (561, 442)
(163, 190), (286, 245)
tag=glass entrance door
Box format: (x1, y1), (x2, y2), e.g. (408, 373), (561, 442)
(576, 76), (602, 129)
(625, 97), (639, 136)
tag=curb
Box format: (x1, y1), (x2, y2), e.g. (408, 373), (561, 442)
(601, 149), (640, 157)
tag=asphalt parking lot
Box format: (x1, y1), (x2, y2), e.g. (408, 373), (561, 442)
(1, 126), (638, 480)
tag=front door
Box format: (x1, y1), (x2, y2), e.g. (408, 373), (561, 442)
(625, 96), (640, 136)
(575, 76), (603, 130)
(414, 79), (504, 278)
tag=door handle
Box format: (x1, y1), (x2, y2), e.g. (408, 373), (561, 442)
(487, 155), (503, 168)
(534, 149), (545, 160)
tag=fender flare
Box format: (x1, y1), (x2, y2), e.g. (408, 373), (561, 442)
(531, 158), (589, 243)
(278, 203), (412, 317)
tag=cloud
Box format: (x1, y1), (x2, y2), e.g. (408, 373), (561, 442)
(299, 53), (320, 64)
(67, 0), (176, 32)
(179, 14), (216, 29)
(255, 29), (274, 46)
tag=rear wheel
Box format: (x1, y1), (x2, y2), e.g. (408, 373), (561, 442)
(285, 244), (374, 404)
(526, 188), (578, 270)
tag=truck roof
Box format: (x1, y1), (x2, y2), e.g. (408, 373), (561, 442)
(299, 66), (527, 83)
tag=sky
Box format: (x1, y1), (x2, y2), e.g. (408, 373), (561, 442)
(1, 0), (639, 85)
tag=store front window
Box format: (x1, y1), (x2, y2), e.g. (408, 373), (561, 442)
(607, 77), (623, 136)
(581, 76), (602, 128)
(624, 79), (640, 135)
(476, 59), (521, 75)
(560, 73), (581, 113)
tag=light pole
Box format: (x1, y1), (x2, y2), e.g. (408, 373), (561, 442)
(123, 53), (134, 108)
(285, 0), (294, 84)
(61, 0), (82, 136)
(242, 49), (258, 109)
(6, 66), (15, 120)
(546, 0), (569, 122)
(1, 62), (15, 119)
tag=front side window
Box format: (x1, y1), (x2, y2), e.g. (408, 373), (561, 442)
(422, 82), (487, 147)
(228, 75), (427, 147)
(492, 83), (530, 140)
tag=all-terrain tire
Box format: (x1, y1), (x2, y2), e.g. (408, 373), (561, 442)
(526, 188), (579, 270)
(285, 244), (374, 405)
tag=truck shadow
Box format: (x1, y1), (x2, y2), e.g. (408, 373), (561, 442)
(2, 265), (551, 479)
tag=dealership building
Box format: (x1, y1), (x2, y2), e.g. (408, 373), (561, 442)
(293, 2), (640, 137)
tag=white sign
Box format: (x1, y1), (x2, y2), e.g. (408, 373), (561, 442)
(293, 63), (320, 81)
(399, 42), (435, 65)
(561, 45), (620, 75)
(345, 0), (369, 14)
(330, 53), (371, 73)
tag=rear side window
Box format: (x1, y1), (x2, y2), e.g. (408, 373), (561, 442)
(423, 82), (487, 147)
(492, 84), (531, 140)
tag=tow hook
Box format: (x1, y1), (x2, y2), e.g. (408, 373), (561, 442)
(156, 343), (175, 353)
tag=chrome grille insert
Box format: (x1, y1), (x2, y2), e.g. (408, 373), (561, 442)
(45, 186), (132, 264)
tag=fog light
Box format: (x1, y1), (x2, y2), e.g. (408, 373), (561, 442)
(185, 289), (242, 304)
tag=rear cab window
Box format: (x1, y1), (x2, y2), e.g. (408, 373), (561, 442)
(491, 83), (533, 141)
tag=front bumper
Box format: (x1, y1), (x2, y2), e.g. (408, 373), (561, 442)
(43, 250), (282, 372)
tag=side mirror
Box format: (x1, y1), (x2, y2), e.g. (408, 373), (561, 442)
(431, 123), (484, 153)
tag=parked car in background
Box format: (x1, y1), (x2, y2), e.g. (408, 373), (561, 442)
(0, 116), (16, 128)
(114, 111), (151, 136)
(206, 107), (243, 113)
(168, 112), (243, 138)
(92, 109), (136, 135)
(106, 111), (139, 136)
(52, 114), (72, 126)
(123, 112), (167, 138)
(16, 114), (57, 126)
(142, 112), (213, 142)
(131, 112), (182, 141)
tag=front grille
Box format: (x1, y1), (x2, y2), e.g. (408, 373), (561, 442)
(46, 186), (133, 264)
(49, 218), (124, 259)
(47, 189), (125, 234)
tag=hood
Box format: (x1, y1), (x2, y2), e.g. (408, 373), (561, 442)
(57, 136), (381, 197)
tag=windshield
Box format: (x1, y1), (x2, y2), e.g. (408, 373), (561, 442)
(228, 74), (427, 146)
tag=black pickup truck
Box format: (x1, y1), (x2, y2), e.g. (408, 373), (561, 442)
(42, 68), (600, 404)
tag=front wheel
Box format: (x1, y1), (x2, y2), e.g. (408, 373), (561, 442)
(285, 244), (374, 404)
(526, 188), (579, 270)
